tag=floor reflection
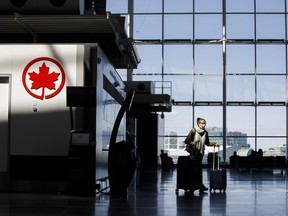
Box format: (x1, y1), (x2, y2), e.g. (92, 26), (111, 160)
(0, 168), (287, 216)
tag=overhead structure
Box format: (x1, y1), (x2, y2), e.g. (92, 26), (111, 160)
(124, 81), (172, 114)
(0, 0), (86, 15)
(0, 12), (140, 69)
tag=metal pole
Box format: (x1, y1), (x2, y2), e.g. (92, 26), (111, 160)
(222, 0), (227, 163)
(127, 0), (134, 81)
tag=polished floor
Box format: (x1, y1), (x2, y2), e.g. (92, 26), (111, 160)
(0, 168), (287, 216)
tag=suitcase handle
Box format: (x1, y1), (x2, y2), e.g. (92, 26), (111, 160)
(213, 145), (220, 170)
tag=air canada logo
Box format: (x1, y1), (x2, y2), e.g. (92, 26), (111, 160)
(22, 57), (66, 100)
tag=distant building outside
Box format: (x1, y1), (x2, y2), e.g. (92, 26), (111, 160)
(164, 127), (286, 164)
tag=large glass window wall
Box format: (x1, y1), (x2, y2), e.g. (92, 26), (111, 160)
(107, 0), (288, 164)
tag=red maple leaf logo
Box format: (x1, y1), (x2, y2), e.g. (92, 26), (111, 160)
(28, 62), (60, 100)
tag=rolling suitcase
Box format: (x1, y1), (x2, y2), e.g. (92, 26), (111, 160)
(210, 145), (227, 192)
(176, 156), (201, 192)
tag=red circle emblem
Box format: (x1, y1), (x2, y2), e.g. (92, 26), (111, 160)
(22, 57), (66, 100)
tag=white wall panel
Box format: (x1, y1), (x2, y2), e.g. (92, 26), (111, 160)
(0, 44), (84, 156)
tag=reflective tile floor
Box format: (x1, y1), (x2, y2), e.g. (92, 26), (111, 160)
(0, 168), (287, 216)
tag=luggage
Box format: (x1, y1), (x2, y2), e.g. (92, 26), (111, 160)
(209, 146), (227, 192)
(176, 156), (202, 192)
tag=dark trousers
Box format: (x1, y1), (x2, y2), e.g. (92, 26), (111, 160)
(189, 147), (205, 187)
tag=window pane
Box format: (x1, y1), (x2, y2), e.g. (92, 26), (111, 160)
(164, 0), (193, 13)
(226, 14), (254, 39)
(165, 106), (193, 136)
(194, 106), (223, 128)
(227, 107), (255, 137)
(257, 75), (286, 102)
(227, 75), (255, 101)
(106, 0), (128, 13)
(194, 75), (222, 101)
(257, 106), (286, 136)
(134, 0), (162, 13)
(164, 45), (193, 74)
(256, 45), (286, 74)
(256, 14), (285, 39)
(247, 138), (256, 150)
(164, 15), (193, 39)
(164, 75), (192, 101)
(207, 127), (223, 146)
(117, 69), (127, 81)
(257, 138), (286, 156)
(227, 45), (255, 74)
(195, 0), (222, 12)
(133, 45), (162, 73)
(195, 45), (222, 75)
(195, 14), (222, 39)
(226, 0), (254, 12)
(256, 0), (285, 12)
(134, 15), (162, 39)
(130, 0), (288, 160)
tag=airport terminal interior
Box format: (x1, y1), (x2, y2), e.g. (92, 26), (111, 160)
(0, 168), (287, 216)
(1, 0), (288, 216)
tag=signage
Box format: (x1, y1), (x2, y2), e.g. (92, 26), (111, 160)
(22, 57), (65, 100)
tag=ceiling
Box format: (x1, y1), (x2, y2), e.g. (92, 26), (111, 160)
(0, 12), (140, 69)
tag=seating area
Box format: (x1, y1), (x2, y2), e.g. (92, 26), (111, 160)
(230, 155), (287, 172)
(160, 150), (174, 171)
